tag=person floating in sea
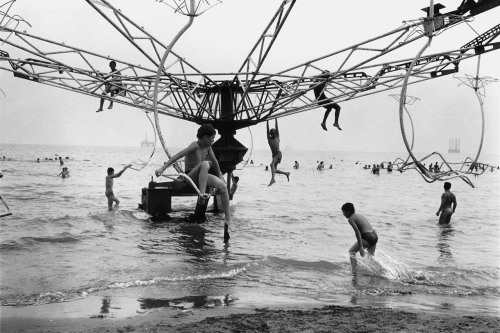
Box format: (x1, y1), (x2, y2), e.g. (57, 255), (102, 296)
(96, 60), (123, 112)
(311, 71), (342, 131)
(155, 124), (232, 242)
(436, 181), (457, 224)
(341, 202), (378, 271)
(105, 164), (132, 211)
(266, 119), (290, 186)
(316, 161), (325, 170)
(293, 161), (299, 169)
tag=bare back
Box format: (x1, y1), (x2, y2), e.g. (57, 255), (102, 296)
(441, 191), (457, 210)
(349, 213), (373, 234)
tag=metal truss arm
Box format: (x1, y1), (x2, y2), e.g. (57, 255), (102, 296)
(233, 0), (296, 114)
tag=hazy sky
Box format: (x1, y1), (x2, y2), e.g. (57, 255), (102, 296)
(1, 0), (499, 157)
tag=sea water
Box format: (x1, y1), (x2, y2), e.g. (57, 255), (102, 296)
(0, 144), (499, 318)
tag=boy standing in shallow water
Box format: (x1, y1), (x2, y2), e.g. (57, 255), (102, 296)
(341, 203), (378, 271)
(155, 124), (232, 242)
(266, 119), (290, 187)
(105, 164), (132, 211)
(436, 181), (457, 224)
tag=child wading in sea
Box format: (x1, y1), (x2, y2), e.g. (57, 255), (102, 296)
(105, 164), (132, 211)
(57, 167), (70, 178)
(341, 202), (378, 271)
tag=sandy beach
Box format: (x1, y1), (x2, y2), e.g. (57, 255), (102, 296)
(2, 304), (499, 333)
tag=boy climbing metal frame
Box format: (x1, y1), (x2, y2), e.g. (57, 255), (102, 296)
(1, 1), (498, 125)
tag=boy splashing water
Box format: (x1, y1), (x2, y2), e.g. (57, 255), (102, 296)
(341, 202), (378, 272)
(266, 119), (290, 187)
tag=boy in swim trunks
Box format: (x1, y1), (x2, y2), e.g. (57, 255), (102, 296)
(96, 60), (123, 112)
(311, 71), (342, 131)
(105, 164), (132, 211)
(341, 202), (378, 259)
(266, 119), (290, 187)
(436, 182), (457, 224)
(155, 124), (232, 242)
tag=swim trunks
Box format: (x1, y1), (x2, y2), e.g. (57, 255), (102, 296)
(272, 151), (282, 164)
(361, 230), (378, 247)
(105, 190), (114, 198)
(439, 207), (453, 224)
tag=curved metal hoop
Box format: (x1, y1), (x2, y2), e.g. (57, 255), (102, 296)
(152, 0), (195, 174)
(396, 3), (483, 188)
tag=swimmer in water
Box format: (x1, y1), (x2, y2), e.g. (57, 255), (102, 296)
(436, 181), (457, 224)
(57, 167), (70, 178)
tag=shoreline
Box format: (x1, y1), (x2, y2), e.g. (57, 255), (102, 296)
(2, 303), (499, 333)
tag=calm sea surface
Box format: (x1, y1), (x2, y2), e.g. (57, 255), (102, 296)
(0, 144), (499, 318)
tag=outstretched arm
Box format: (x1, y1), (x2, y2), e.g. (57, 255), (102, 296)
(266, 120), (270, 139)
(110, 164), (132, 179)
(275, 119), (279, 136)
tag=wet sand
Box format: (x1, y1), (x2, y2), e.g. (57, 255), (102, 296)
(2, 304), (499, 333)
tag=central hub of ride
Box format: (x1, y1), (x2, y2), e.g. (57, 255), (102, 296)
(208, 81), (248, 175)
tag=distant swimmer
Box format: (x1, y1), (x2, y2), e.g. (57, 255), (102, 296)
(387, 162), (393, 172)
(59, 156), (64, 166)
(57, 167), (70, 178)
(229, 174), (239, 200)
(311, 71), (341, 131)
(293, 161), (299, 169)
(341, 203), (378, 271)
(317, 161), (324, 170)
(436, 182), (457, 224)
(266, 119), (290, 186)
(105, 164), (132, 211)
(155, 124), (232, 242)
(96, 60), (123, 112)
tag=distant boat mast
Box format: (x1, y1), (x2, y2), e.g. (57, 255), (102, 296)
(448, 138), (460, 153)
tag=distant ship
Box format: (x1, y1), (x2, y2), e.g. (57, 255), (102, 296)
(448, 138), (460, 154)
(141, 133), (155, 147)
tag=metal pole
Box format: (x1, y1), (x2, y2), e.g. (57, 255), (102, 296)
(152, 0), (195, 172)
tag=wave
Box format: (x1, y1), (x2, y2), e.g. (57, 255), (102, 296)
(0, 262), (252, 307)
(267, 256), (343, 271)
(20, 232), (80, 245)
